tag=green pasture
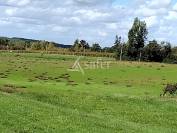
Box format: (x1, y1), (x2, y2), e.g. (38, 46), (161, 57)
(0, 52), (177, 133)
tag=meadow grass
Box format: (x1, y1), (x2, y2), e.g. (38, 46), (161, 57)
(0, 52), (177, 133)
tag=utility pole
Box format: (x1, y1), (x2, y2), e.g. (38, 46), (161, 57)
(84, 47), (85, 56)
(46, 43), (48, 54)
(139, 49), (142, 62)
(120, 45), (123, 61)
(120, 37), (124, 61)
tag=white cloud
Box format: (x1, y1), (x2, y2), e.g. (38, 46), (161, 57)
(70, 17), (82, 24)
(74, 9), (110, 21)
(105, 23), (118, 30)
(98, 31), (107, 37)
(17, 0), (30, 6)
(51, 26), (70, 33)
(52, 8), (67, 14)
(0, 18), (12, 25)
(136, 6), (168, 17)
(144, 16), (158, 27)
(5, 8), (17, 16)
(173, 3), (177, 11)
(7, 0), (31, 6)
(165, 11), (177, 20)
(0, 0), (177, 46)
(147, 0), (171, 8)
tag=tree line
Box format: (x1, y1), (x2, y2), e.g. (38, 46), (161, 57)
(0, 17), (177, 63)
(71, 17), (177, 63)
(112, 18), (176, 63)
(0, 38), (57, 51)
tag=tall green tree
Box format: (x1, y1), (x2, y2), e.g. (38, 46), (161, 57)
(112, 35), (123, 60)
(0, 38), (9, 50)
(128, 17), (148, 59)
(72, 39), (80, 51)
(72, 39), (90, 52)
(160, 41), (172, 58)
(144, 40), (162, 62)
(80, 40), (90, 50)
(143, 40), (172, 62)
(91, 43), (102, 52)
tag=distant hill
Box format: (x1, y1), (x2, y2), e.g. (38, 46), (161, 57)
(0, 37), (72, 49)
(52, 42), (72, 49)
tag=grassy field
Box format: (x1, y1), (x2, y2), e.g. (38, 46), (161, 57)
(0, 52), (177, 133)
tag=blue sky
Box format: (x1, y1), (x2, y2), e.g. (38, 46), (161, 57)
(0, 0), (177, 47)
